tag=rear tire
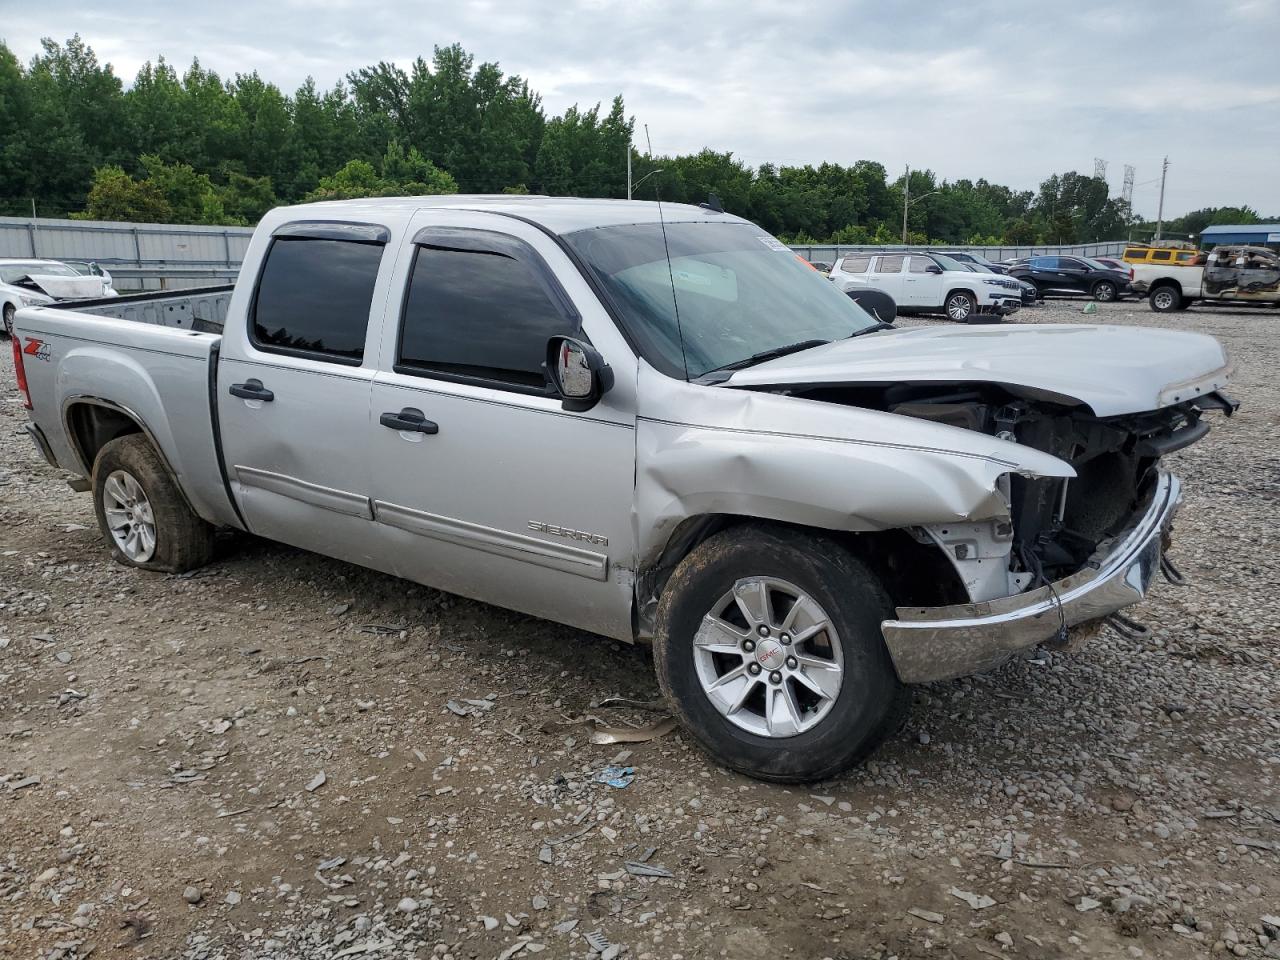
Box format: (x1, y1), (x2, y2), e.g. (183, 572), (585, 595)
(91, 434), (215, 573)
(944, 290), (976, 322)
(2, 302), (14, 337)
(1092, 280), (1118, 302)
(653, 524), (907, 782)
(1149, 285), (1182, 313)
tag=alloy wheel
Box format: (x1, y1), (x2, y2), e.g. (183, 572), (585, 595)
(102, 469), (157, 562)
(692, 577), (844, 738)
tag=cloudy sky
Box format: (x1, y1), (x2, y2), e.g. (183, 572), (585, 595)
(7, 0), (1279, 218)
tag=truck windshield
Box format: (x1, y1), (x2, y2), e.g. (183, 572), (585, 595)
(564, 220), (878, 379)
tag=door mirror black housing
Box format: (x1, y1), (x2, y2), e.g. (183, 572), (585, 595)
(925, 264), (943, 274)
(546, 336), (613, 412)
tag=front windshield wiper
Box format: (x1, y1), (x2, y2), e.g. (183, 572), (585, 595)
(696, 338), (832, 381)
(848, 321), (896, 337)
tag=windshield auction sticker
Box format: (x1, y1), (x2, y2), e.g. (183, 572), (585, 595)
(756, 236), (791, 252)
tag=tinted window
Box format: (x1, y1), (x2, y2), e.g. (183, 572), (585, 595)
(398, 244), (575, 389)
(1029, 256), (1053, 268)
(839, 256), (871, 273)
(252, 237), (383, 362)
(1150, 250), (1172, 261)
(876, 255), (905, 273)
(1123, 248), (1146, 260)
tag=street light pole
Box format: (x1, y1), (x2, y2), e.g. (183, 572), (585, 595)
(902, 165), (910, 243)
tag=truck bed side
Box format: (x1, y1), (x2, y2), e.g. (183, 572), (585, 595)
(1130, 262), (1203, 297)
(12, 305), (243, 530)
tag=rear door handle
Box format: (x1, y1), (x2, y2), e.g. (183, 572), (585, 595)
(380, 407), (439, 435)
(229, 379), (274, 402)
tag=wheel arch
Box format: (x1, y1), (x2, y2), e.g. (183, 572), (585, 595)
(63, 398), (192, 513)
(634, 513), (968, 639)
(944, 285), (979, 303)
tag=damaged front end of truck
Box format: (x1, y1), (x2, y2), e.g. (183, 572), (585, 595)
(637, 324), (1237, 684)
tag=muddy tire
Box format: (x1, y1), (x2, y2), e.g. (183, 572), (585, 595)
(653, 524), (907, 782)
(91, 434), (215, 573)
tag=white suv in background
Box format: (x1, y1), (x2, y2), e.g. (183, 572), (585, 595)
(830, 252), (1023, 322)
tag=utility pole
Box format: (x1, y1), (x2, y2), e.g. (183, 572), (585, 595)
(1122, 164), (1135, 212)
(1155, 156), (1169, 240)
(644, 124), (653, 156)
(626, 143), (632, 200)
(901, 164), (910, 243)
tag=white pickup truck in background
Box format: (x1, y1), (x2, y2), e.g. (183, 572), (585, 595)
(1137, 244), (1280, 312)
(10, 195), (1237, 782)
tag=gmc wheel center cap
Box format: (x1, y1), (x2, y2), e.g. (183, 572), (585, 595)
(755, 640), (786, 670)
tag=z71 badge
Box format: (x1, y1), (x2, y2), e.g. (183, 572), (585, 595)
(527, 520), (608, 547)
(23, 338), (51, 361)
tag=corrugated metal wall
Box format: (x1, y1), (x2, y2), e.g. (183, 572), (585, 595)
(0, 216), (251, 290)
(790, 241), (1128, 263)
(1, 214), (1131, 289)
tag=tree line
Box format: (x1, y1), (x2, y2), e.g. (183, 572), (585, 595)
(0, 36), (1271, 245)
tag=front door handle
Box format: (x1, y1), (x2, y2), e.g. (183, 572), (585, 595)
(380, 407), (439, 435)
(229, 379), (274, 402)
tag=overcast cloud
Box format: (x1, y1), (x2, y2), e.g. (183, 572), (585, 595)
(5, 0), (1279, 218)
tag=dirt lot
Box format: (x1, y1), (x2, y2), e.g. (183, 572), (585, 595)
(2, 299), (1278, 960)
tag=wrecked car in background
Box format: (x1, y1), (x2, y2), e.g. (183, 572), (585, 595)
(2, 258), (118, 333)
(1138, 245), (1280, 312)
(11, 196), (1237, 782)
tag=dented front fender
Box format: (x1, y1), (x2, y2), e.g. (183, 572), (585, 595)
(635, 368), (1073, 567)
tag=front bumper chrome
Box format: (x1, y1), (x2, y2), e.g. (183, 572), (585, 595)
(882, 471), (1181, 683)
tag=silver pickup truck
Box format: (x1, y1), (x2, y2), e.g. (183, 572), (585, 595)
(10, 196), (1237, 782)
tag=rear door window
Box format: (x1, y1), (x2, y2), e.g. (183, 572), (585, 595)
(875, 255), (905, 273)
(251, 236), (385, 364)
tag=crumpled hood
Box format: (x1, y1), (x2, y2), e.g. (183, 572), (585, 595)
(726, 323), (1232, 417)
(23, 273), (108, 300)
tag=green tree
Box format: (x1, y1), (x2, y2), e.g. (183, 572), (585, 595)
(76, 165), (172, 222)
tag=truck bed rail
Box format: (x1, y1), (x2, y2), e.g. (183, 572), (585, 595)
(67, 284), (234, 333)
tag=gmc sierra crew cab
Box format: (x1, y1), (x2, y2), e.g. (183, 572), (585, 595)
(10, 196), (1237, 782)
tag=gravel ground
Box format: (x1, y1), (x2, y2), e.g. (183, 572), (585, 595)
(1, 298), (1278, 960)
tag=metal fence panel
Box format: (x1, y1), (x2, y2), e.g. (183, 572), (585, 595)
(0, 216), (254, 290)
(792, 241), (1128, 263)
(0, 215), (1132, 290)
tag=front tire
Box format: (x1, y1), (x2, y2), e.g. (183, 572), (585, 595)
(91, 434), (215, 573)
(653, 525), (907, 782)
(2, 302), (14, 337)
(944, 290), (976, 322)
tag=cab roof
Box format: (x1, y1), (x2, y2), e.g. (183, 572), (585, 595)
(280, 194), (749, 235)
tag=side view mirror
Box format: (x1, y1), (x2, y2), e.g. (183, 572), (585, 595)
(925, 264), (943, 274)
(546, 336), (613, 412)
